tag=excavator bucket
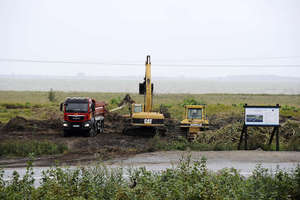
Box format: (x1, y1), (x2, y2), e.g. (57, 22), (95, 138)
(118, 94), (135, 107)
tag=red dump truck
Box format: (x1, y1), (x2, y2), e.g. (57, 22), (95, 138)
(60, 97), (107, 137)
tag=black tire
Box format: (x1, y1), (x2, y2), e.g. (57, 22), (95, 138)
(62, 130), (69, 137)
(85, 127), (96, 137)
(96, 120), (104, 134)
(96, 121), (101, 134)
(97, 121), (104, 134)
(101, 121), (104, 133)
(158, 128), (167, 137)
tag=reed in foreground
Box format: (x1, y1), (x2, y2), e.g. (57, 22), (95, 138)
(0, 156), (299, 200)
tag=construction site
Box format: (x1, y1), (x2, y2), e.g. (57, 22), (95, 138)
(0, 56), (299, 168)
(1, 0), (300, 198)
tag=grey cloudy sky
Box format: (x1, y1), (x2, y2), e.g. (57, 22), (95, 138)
(0, 0), (299, 78)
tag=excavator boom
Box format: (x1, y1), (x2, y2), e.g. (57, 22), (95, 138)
(145, 55), (152, 112)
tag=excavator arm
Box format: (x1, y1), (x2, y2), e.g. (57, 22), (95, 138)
(139, 55), (153, 112)
(109, 94), (135, 113)
(145, 55), (152, 112)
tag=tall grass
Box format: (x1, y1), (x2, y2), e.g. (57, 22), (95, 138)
(0, 156), (299, 199)
(0, 140), (67, 157)
(0, 102), (57, 123)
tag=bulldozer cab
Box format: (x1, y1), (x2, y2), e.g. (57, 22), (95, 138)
(184, 105), (206, 121)
(187, 108), (202, 119)
(180, 105), (209, 141)
(181, 105), (209, 127)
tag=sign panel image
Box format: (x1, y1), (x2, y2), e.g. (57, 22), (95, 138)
(246, 114), (263, 122)
(244, 106), (280, 126)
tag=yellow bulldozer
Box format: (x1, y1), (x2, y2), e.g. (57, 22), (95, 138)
(180, 105), (209, 141)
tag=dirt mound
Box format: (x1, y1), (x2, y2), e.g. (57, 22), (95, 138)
(106, 112), (125, 122)
(280, 120), (300, 142)
(105, 113), (129, 134)
(200, 118), (300, 150)
(2, 116), (61, 132)
(208, 114), (243, 130)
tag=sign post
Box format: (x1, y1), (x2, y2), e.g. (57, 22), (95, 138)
(238, 104), (280, 151)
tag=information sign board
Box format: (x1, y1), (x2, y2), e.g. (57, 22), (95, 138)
(244, 106), (280, 126)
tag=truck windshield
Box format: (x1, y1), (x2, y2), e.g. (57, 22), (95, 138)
(188, 108), (202, 119)
(65, 103), (88, 113)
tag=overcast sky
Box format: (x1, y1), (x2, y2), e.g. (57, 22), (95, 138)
(0, 0), (299, 78)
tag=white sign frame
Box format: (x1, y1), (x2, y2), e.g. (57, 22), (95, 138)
(244, 105), (280, 126)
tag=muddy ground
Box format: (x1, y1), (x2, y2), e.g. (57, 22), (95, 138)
(0, 113), (299, 168)
(0, 113), (160, 167)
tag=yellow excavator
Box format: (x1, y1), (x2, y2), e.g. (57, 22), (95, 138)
(122, 55), (165, 135)
(180, 105), (209, 141)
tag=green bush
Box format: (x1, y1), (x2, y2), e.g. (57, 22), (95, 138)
(110, 96), (122, 105)
(180, 98), (206, 107)
(24, 102), (31, 108)
(1, 156), (300, 199)
(48, 88), (56, 102)
(0, 140), (67, 157)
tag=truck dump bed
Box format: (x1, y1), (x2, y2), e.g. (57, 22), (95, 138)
(94, 101), (108, 116)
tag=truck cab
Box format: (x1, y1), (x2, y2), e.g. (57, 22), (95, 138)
(60, 97), (106, 137)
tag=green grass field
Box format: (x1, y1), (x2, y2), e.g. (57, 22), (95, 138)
(0, 91), (299, 123)
(1, 91), (300, 106)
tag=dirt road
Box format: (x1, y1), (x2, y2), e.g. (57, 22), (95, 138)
(108, 151), (300, 175)
(108, 150), (300, 164)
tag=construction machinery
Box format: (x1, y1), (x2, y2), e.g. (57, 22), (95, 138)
(109, 94), (136, 115)
(180, 105), (209, 141)
(60, 97), (107, 137)
(122, 55), (165, 135)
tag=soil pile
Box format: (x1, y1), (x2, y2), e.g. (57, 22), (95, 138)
(200, 118), (300, 150)
(2, 116), (61, 132)
(105, 113), (129, 134)
(208, 114), (243, 130)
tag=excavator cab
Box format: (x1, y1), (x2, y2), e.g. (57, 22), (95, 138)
(132, 104), (143, 113)
(139, 81), (153, 95)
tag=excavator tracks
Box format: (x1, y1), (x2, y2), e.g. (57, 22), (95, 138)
(123, 126), (166, 137)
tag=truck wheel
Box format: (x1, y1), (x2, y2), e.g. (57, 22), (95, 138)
(101, 121), (104, 133)
(96, 121), (101, 134)
(85, 127), (96, 137)
(62, 130), (69, 137)
(96, 121), (104, 134)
